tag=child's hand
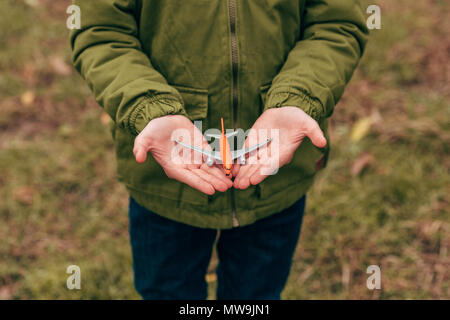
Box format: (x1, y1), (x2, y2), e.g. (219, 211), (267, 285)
(133, 115), (232, 195)
(233, 107), (327, 189)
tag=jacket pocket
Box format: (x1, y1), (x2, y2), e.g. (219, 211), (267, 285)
(172, 85), (208, 121)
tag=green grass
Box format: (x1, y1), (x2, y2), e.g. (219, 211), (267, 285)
(0, 0), (448, 299)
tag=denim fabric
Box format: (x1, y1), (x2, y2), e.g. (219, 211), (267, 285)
(129, 195), (306, 300)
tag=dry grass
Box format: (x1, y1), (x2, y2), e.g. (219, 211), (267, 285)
(0, 0), (448, 299)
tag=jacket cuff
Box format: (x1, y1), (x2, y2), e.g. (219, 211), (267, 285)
(264, 87), (325, 122)
(127, 93), (188, 136)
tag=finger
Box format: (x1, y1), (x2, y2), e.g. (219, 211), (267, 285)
(235, 164), (260, 189)
(233, 131), (258, 185)
(248, 162), (275, 186)
(306, 120), (327, 148)
(203, 164), (233, 188)
(244, 141), (277, 187)
(168, 167), (215, 195)
(212, 163), (233, 180)
(233, 163), (253, 189)
(192, 168), (229, 192)
(233, 163), (249, 188)
(231, 163), (240, 178)
(238, 141), (271, 188)
(249, 158), (279, 186)
(249, 169), (270, 186)
(133, 137), (149, 163)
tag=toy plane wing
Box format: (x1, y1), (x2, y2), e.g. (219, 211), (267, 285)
(174, 139), (222, 161)
(231, 138), (272, 160)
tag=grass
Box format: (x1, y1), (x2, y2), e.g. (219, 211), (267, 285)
(0, 0), (448, 299)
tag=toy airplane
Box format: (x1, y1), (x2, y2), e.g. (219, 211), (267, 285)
(175, 118), (272, 176)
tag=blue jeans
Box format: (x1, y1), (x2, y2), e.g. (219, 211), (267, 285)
(128, 195), (306, 300)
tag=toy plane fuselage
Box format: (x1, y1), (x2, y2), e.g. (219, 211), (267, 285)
(175, 118), (272, 176)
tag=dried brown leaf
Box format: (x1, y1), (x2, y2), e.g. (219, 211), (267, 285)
(351, 152), (373, 176)
(20, 91), (35, 107)
(49, 56), (72, 76)
(13, 186), (34, 205)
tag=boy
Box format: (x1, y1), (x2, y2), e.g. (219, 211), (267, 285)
(71, 0), (368, 299)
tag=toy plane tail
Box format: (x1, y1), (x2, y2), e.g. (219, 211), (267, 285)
(205, 118), (237, 140)
(221, 117), (238, 138)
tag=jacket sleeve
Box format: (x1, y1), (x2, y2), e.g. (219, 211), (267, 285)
(264, 0), (369, 122)
(70, 0), (188, 136)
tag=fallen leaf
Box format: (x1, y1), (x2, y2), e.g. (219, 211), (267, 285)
(13, 186), (34, 205)
(49, 56), (72, 76)
(58, 124), (73, 137)
(24, 0), (39, 7)
(20, 91), (35, 107)
(350, 152), (373, 176)
(350, 117), (372, 142)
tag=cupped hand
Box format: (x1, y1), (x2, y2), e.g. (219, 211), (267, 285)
(233, 107), (327, 189)
(133, 115), (232, 195)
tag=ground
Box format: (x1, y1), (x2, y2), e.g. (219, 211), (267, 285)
(0, 0), (448, 299)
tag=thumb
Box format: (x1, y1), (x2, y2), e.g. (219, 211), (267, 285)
(306, 120), (327, 148)
(133, 136), (149, 163)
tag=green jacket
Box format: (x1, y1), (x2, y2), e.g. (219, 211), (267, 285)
(70, 0), (368, 229)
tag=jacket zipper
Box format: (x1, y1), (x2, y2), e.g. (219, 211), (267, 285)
(229, 0), (239, 227)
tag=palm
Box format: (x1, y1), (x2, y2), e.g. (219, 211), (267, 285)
(234, 107), (326, 189)
(134, 115), (232, 195)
